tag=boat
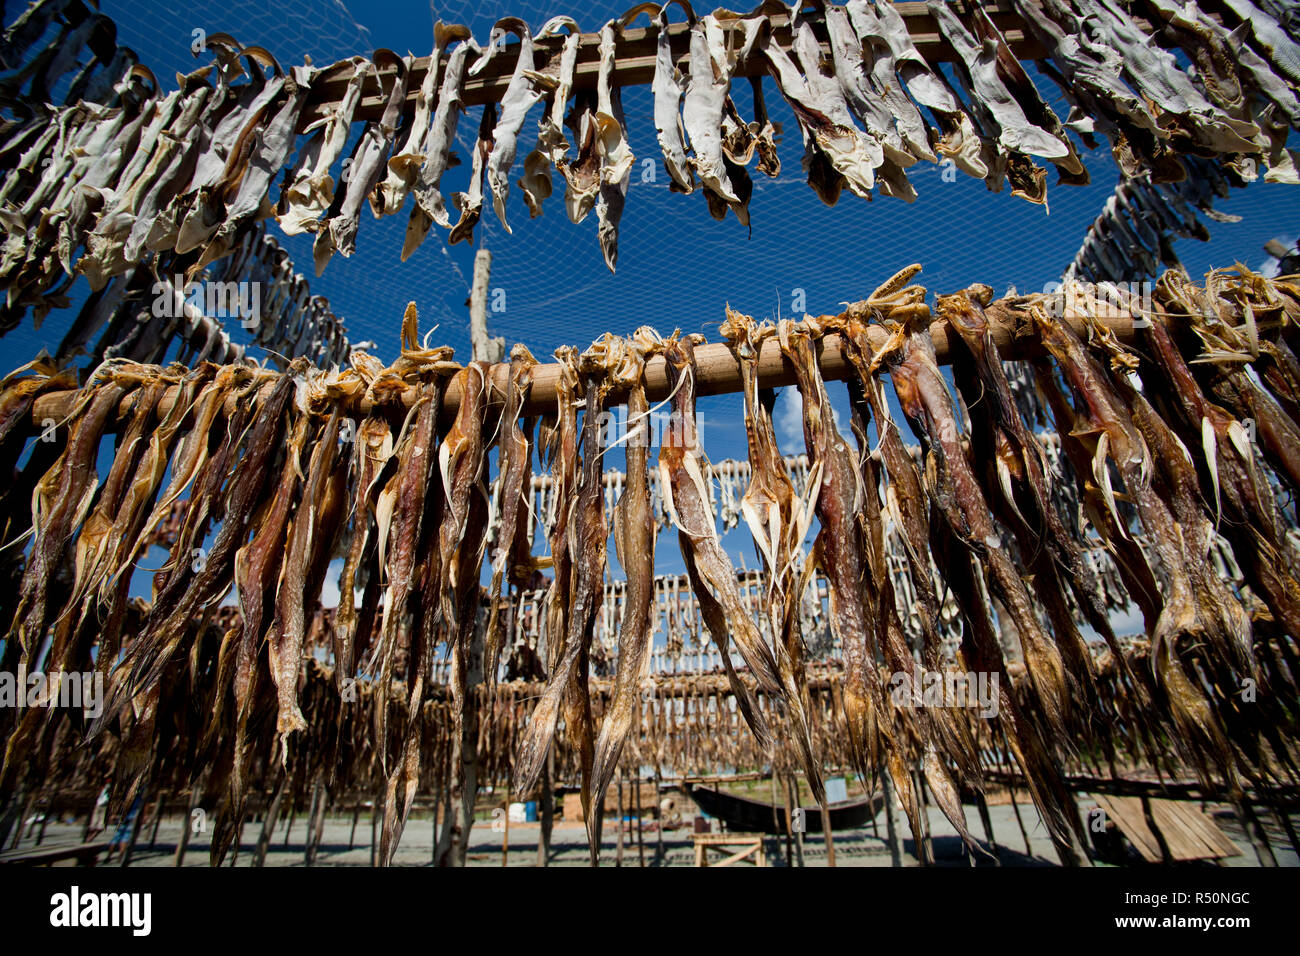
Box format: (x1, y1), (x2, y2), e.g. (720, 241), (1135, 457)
(686, 783), (883, 834)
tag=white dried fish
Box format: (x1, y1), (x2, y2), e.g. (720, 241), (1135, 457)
(595, 18), (634, 271)
(278, 56), (369, 236)
(471, 17), (553, 232)
(517, 15), (581, 217)
(373, 23), (470, 218)
(404, 34), (477, 258)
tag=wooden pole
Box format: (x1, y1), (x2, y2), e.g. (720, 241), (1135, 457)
(974, 790), (1001, 865)
(282, 796), (297, 848)
(1007, 785), (1034, 857)
(256, 776), (288, 867)
(538, 750), (554, 867)
(634, 777), (645, 868)
(882, 771), (903, 867)
(501, 781), (511, 868)
(147, 798), (165, 850)
(27, 299), (1145, 426)
(304, 779), (321, 866)
(819, 794), (836, 867)
(786, 774), (804, 868)
(173, 788), (201, 867)
(777, 774), (792, 867)
(615, 773), (625, 868)
(469, 249), (504, 365)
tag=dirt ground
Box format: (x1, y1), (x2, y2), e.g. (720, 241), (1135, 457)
(16, 798), (1299, 867)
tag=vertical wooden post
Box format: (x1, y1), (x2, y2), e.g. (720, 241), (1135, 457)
(777, 773), (793, 867)
(975, 790), (1001, 864)
(304, 779), (322, 866)
(616, 772), (625, 868)
(785, 774), (804, 867)
(174, 787), (201, 867)
(305, 785), (323, 868)
(538, 749), (554, 867)
(1007, 784), (1033, 856)
(502, 781), (511, 868)
(282, 796), (297, 848)
(882, 770), (903, 867)
(634, 777), (645, 868)
(469, 249), (504, 364)
(256, 776), (287, 868)
(148, 797), (165, 850)
(818, 794), (836, 867)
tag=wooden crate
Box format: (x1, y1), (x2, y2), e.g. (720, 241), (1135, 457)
(562, 784), (662, 822)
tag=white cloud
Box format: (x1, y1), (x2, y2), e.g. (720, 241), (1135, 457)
(318, 558), (345, 609)
(775, 386), (804, 451)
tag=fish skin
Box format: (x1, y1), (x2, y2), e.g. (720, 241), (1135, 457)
(889, 310), (1072, 746)
(590, 335), (657, 847)
(514, 360), (607, 843)
(776, 321), (881, 781)
(485, 346), (538, 682)
(722, 309), (824, 804)
(659, 334), (783, 728)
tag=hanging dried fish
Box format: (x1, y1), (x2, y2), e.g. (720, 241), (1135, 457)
(486, 345), (539, 680)
(403, 31), (477, 258)
(470, 18), (552, 233)
(595, 18), (634, 272)
(659, 333), (782, 751)
(590, 331), (658, 859)
(517, 16), (581, 218)
(374, 23), (472, 218)
(279, 56), (369, 236)
(722, 309), (822, 802)
(315, 51), (410, 270)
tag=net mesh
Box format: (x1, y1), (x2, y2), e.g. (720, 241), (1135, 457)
(30, 0), (1286, 374)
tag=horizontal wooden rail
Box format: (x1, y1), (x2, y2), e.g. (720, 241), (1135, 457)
(28, 298), (1142, 425)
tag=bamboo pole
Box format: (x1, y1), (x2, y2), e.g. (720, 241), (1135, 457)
(27, 300), (1144, 426)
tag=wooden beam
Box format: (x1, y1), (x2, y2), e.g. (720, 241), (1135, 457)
(28, 298), (1141, 425)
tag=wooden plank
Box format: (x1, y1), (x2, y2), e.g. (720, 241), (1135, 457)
(1093, 795), (1163, 862)
(0, 839), (110, 865)
(1093, 795), (1240, 862)
(1150, 801), (1241, 859)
